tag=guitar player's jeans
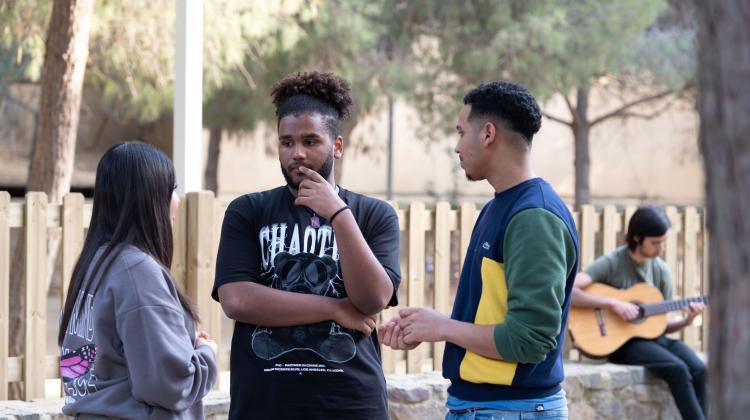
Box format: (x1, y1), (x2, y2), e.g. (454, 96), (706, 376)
(609, 336), (706, 420)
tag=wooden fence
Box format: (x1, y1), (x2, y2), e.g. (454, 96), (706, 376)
(0, 191), (708, 400)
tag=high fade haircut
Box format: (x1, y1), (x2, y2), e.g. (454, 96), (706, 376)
(463, 81), (542, 144)
(270, 71), (354, 138)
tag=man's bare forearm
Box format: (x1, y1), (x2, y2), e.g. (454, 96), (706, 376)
(442, 319), (502, 360)
(333, 211), (393, 315)
(218, 281), (337, 326)
(666, 318), (690, 334)
(571, 287), (615, 309)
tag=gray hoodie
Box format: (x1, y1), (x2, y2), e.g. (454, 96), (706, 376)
(61, 245), (217, 419)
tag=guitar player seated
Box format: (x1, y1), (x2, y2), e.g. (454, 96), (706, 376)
(571, 206), (706, 420)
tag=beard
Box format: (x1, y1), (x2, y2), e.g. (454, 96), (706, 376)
(281, 152), (334, 189)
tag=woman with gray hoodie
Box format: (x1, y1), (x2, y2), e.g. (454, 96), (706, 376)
(58, 142), (217, 419)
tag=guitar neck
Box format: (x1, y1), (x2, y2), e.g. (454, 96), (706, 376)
(641, 296), (708, 317)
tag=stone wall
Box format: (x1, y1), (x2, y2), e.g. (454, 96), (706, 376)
(0, 363), (680, 419)
(384, 363), (680, 420)
(564, 363), (680, 420)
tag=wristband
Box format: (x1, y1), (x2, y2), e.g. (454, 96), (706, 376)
(329, 205), (350, 224)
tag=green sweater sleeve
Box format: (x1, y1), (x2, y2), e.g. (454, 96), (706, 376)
(494, 208), (576, 364)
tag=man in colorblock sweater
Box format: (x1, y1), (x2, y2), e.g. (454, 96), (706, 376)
(380, 81), (579, 419)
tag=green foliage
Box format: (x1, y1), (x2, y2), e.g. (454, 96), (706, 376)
(202, 0), (421, 147)
(84, 0), (174, 122)
(0, 0), (50, 86)
(0, 0), (695, 138)
(376, 0), (694, 133)
(0, 0), (271, 123)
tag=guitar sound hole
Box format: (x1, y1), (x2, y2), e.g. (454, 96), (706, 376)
(628, 300), (647, 324)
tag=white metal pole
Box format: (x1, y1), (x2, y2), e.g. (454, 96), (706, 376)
(174, 0), (203, 194)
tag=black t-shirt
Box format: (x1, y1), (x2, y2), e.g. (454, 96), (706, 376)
(213, 186), (401, 419)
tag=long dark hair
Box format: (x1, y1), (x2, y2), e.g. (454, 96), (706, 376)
(58, 142), (197, 345)
(626, 205), (671, 251)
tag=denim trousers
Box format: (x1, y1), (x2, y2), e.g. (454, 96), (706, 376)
(446, 406), (568, 420)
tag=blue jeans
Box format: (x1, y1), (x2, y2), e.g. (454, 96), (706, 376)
(446, 407), (568, 420)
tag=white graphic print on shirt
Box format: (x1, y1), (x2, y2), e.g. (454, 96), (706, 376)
(251, 222), (357, 363)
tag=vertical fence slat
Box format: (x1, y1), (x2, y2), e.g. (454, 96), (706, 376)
(432, 202), (451, 371)
(0, 192), (10, 399)
(579, 205), (598, 268)
(601, 205), (620, 254)
(623, 205), (637, 228)
(682, 207), (700, 349)
(407, 202), (426, 373)
(172, 198), (188, 291)
(62, 194), (85, 301)
(459, 203), (477, 275)
(211, 197), (224, 389)
(186, 192), (222, 387)
(664, 206), (681, 295)
(381, 201), (401, 374)
(379, 306), (398, 374)
(186, 193), (219, 340)
(662, 207), (683, 341)
(24, 192), (47, 399)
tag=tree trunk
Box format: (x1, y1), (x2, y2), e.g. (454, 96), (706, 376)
(697, 1), (750, 417)
(204, 126), (222, 194)
(8, 0), (94, 400)
(572, 87), (591, 208)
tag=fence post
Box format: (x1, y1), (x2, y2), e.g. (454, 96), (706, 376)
(682, 207), (701, 349)
(579, 205), (598, 268)
(601, 205), (620, 254)
(172, 197), (188, 291)
(623, 205), (637, 228)
(459, 203), (477, 275)
(432, 202), (452, 371)
(24, 192), (47, 399)
(186, 193), (221, 352)
(663, 206), (681, 295)
(407, 202), (426, 373)
(62, 193), (85, 300)
(0, 192), (10, 399)
(213, 197), (228, 377)
(380, 201), (401, 374)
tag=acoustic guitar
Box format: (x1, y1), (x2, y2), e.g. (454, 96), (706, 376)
(568, 282), (708, 358)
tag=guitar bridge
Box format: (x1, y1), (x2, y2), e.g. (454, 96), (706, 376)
(595, 308), (607, 336)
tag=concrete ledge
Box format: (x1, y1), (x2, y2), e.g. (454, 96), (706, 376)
(0, 363), (679, 419)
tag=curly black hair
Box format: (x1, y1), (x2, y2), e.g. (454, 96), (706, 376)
(270, 71), (353, 137)
(463, 81), (542, 143)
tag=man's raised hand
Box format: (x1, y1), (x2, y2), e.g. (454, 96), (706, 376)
(398, 307), (451, 344)
(294, 167), (346, 219)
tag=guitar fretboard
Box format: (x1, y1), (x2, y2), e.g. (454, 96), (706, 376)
(640, 295), (708, 317)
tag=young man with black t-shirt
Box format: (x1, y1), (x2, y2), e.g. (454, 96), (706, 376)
(212, 71), (401, 419)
